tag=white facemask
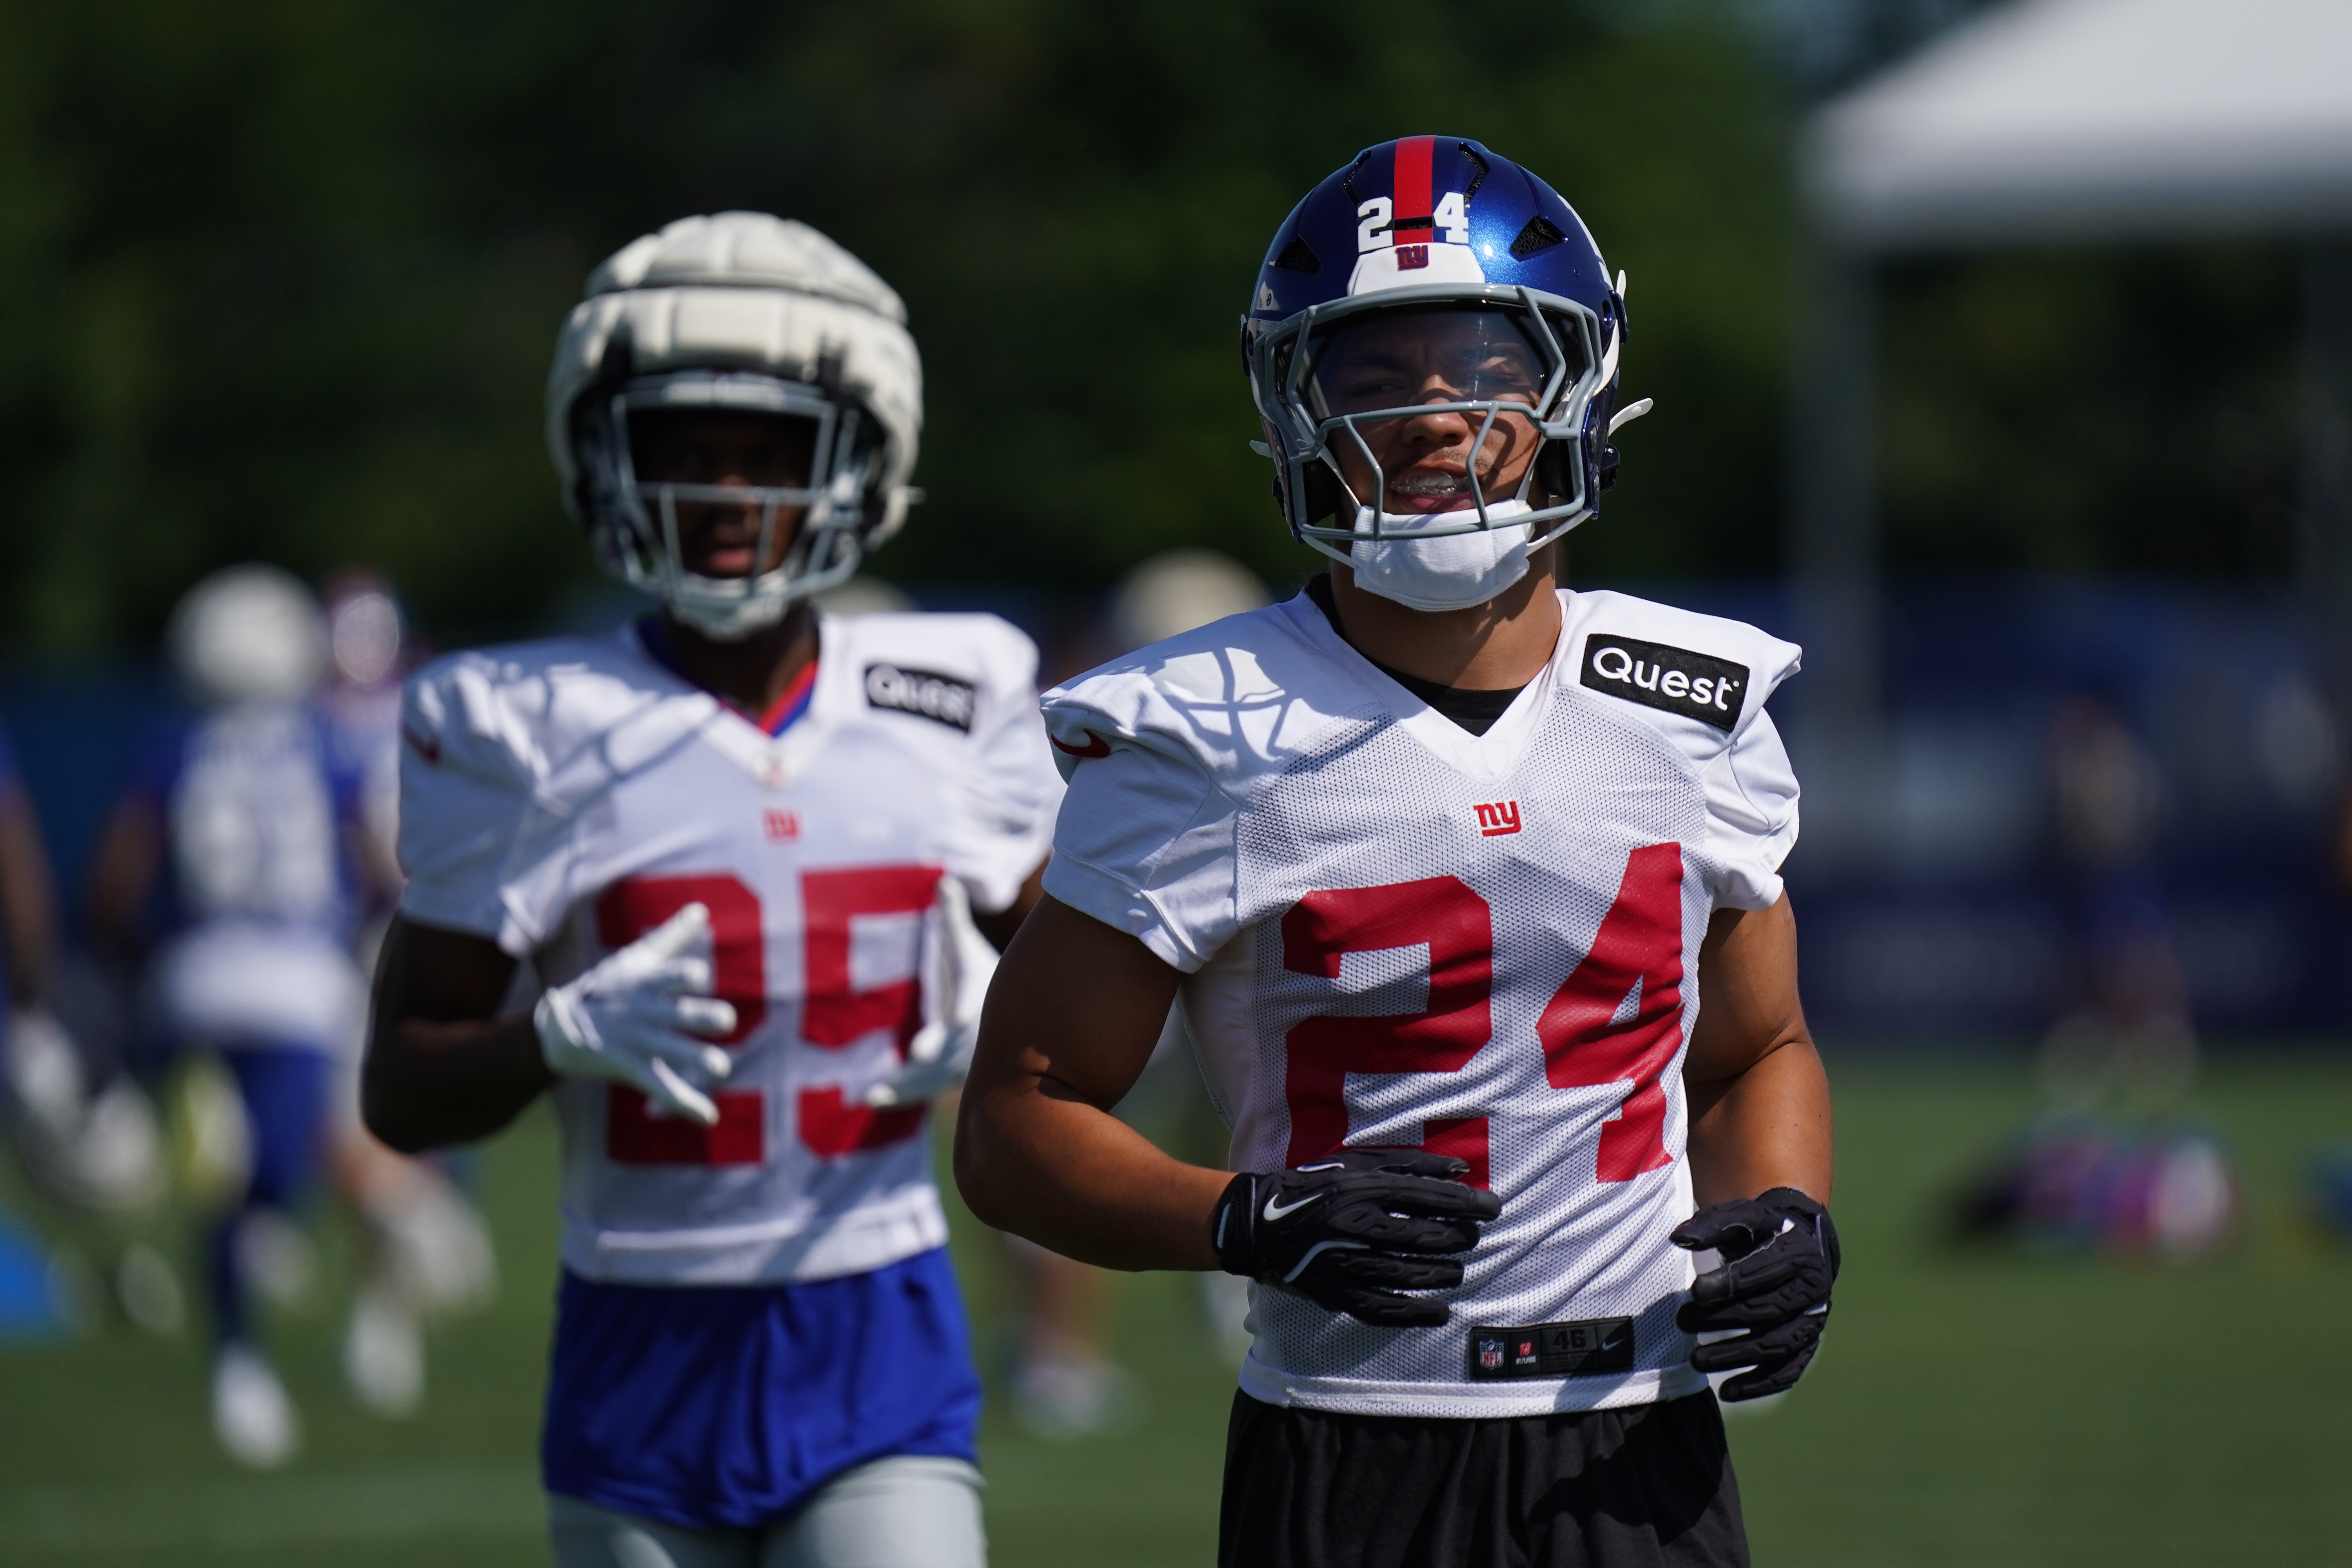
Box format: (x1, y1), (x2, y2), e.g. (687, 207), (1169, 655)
(1347, 499), (1537, 612)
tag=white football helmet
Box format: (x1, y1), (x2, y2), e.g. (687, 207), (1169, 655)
(167, 566), (328, 708)
(546, 212), (924, 640)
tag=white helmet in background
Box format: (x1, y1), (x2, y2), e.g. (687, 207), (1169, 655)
(167, 566), (328, 708)
(546, 212), (924, 640)
(1109, 550), (1271, 652)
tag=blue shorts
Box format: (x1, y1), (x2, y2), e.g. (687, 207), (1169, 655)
(542, 1247), (983, 1532)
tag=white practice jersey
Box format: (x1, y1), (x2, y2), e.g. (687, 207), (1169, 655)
(1042, 588), (1800, 1418)
(398, 613), (1062, 1287)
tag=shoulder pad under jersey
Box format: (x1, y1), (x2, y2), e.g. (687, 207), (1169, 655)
(1040, 599), (1376, 783)
(400, 631), (721, 813)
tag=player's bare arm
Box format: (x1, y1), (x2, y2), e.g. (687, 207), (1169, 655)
(363, 917), (543, 1153)
(1669, 891), (1839, 1403)
(959, 898), (1497, 1329)
(956, 895), (1218, 1269)
(1683, 893), (1831, 1207)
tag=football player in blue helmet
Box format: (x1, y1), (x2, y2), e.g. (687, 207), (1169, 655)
(1243, 135), (1650, 612)
(960, 138), (1833, 1568)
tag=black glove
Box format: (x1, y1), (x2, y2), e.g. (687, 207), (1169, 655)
(1212, 1150), (1503, 1328)
(1671, 1187), (1839, 1401)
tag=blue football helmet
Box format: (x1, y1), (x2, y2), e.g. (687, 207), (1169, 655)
(1242, 137), (1645, 565)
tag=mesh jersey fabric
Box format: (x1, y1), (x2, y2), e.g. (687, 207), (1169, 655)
(143, 702), (373, 1055)
(397, 612), (1062, 1287)
(1041, 589), (1800, 1417)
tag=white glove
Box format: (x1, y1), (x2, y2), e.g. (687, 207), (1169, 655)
(865, 876), (998, 1109)
(535, 903), (737, 1125)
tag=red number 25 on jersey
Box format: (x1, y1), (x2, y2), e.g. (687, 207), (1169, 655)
(595, 867), (939, 1167)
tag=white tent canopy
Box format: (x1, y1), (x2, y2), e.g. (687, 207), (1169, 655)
(1783, 0), (2352, 860)
(1808, 0), (2352, 249)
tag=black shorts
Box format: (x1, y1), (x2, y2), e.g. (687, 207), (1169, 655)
(1219, 1389), (1746, 1568)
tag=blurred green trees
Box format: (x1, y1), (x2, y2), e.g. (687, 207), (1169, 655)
(0, 0), (1793, 651)
(1878, 244), (2302, 580)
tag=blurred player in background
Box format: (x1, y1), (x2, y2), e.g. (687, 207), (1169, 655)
(364, 212), (1060, 1568)
(960, 138), (1836, 1567)
(87, 565), (388, 1466)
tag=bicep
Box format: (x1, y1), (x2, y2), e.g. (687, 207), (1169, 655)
(1684, 892), (1808, 1085)
(969, 893), (1183, 1111)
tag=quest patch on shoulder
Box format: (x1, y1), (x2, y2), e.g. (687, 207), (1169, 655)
(863, 663), (976, 733)
(1579, 634), (1748, 732)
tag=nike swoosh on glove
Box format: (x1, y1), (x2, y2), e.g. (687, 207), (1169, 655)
(1671, 1186), (1840, 1401)
(534, 902), (738, 1125)
(866, 875), (993, 1110)
(1212, 1150), (1503, 1328)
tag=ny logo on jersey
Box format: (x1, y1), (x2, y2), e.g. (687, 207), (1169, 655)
(1472, 801), (1521, 837)
(763, 809), (800, 842)
(1396, 244), (1430, 270)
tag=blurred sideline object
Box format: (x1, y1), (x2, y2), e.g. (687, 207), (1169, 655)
(0, 1208), (76, 1341)
(1952, 1120), (2243, 1260)
(1001, 551), (1267, 1437)
(1789, 0), (2352, 879)
(1108, 550), (1274, 652)
(0, 710), (165, 1214)
(2309, 1143), (2352, 1243)
(2040, 696), (2195, 1109)
(1949, 690), (2242, 1259)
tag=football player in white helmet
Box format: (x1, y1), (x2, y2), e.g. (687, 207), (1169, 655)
(957, 139), (1835, 1567)
(363, 212), (1060, 1568)
(89, 564), (374, 1469)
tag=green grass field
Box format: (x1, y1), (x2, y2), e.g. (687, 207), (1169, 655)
(4, 1054), (2351, 1566)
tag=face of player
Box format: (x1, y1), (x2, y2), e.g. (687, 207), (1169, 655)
(630, 409), (819, 578)
(1311, 309), (1548, 516)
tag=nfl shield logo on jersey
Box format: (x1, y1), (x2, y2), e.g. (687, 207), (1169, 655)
(1477, 1338), (1504, 1371)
